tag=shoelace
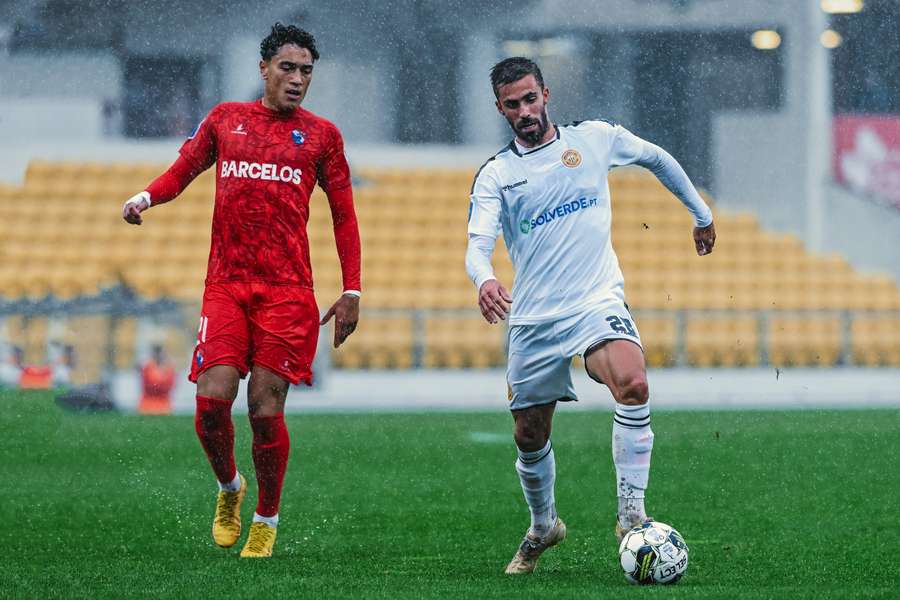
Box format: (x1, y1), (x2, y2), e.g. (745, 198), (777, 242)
(215, 491), (240, 526)
(517, 536), (543, 557)
(245, 525), (274, 553)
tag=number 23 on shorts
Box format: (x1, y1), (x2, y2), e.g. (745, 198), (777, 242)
(606, 315), (637, 337)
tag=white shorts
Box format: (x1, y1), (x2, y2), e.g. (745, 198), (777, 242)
(506, 298), (642, 411)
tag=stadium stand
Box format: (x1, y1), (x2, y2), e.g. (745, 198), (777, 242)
(1, 160), (899, 375)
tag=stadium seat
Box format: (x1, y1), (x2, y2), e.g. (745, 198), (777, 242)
(851, 316), (900, 366)
(332, 314), (415, 369)
(635, 315), (677, 367)
(685, 315), (759, 367)
(423, 315), (505, 368)
(768, 316), (843, 367)
(5, 160), (900, 370)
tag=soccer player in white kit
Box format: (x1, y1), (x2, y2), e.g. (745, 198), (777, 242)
(466, 57), (716, 575)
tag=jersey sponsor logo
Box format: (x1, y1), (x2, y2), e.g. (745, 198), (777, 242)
(231, 123), (247, 135)
(220, 160), (302, 184)
(501, 179), (528, 192)
(561, 149), (582, 168)
(520, 197), (598, 234)
(291, 129), (306, 145)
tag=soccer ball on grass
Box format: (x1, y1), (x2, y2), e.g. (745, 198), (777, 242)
(618, 521), (688, 585)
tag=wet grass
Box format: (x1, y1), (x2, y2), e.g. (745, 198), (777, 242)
(1, 390), (897, 598)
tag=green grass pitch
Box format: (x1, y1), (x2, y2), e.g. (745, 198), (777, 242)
(1, 390), (897, 598)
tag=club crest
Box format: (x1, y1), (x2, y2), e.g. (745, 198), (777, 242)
(561, 149), (582, 168)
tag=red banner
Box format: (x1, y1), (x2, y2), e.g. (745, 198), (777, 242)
(833, 115), (900, 208)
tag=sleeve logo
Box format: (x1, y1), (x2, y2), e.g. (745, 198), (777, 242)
(187, 118), (205, 140)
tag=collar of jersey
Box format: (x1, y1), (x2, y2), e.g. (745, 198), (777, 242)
(509, 125), (560, 157)
(255, 98), (302, 120)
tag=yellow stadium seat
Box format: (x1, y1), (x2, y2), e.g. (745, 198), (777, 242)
(769, 316), (842, 367)
(423, 315), (505, 368)
(685, 316), (759, 367)
(635, 315), (677, 367)
(851, 316), (900, 366)
(331, 314), (414, 368)
(6, 160), (900, 371)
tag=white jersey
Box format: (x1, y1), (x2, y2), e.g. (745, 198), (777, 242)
(468, 120), (701, 326)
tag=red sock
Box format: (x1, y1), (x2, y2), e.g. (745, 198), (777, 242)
(194, 395), (237, 485)
(249, 414), (290, 518)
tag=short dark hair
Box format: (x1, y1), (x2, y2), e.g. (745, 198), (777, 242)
(260, 22), (320, 61)
(490, 57), (544, 97)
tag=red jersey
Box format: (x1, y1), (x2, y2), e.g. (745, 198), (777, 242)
(178, 100), (352, 287)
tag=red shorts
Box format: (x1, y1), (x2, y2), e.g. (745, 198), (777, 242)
(189, 282), (320, 386)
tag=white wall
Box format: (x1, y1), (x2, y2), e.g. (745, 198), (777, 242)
(713, 112), (805, 233)
(822, 183), (900, 281)
(0, 98), (104, 142)
(0, 52), (120, 99)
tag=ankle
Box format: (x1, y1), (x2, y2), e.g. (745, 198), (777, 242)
(253, 512), (279, 528)
(218, 471), (241, 493)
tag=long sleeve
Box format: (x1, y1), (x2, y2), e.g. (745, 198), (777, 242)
(325, 185), (362, 292)
(466, 161), (503, 290)
(465, 233), (497, 290)
(144, 154), (205, 206)
(610, 126), (713, 227)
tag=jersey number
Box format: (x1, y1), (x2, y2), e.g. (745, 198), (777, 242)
(606, 316), (636, 336)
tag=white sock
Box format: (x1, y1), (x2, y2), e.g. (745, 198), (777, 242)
(612, 402), (654, 528)
(618, 497), (647, 528)
(218, 471), (241, 493)
(515, 440), (557, 537)
(253, 512), (279, 528)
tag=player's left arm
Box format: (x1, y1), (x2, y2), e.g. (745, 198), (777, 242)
(611, 126), (716, 256)
(318, 124), (361, 348)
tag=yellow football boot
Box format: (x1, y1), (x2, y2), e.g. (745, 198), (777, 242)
(211, 474), (246, 548)
(240, 522), (278, 558)
(504, 518), (566, 574)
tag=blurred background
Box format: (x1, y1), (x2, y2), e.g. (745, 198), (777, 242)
(0, 0), (898, 413)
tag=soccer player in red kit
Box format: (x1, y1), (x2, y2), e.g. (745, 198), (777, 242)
(121, 23), (361, 558)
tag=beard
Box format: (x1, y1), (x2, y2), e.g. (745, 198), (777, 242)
(512, 107), (550, 145)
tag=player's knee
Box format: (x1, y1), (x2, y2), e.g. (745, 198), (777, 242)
(197, 368), (239, 402)
(514, 421), (550, 452)
(248, 394), (285, 417)
(617, 374), (649, 406)
(247, 369), (289, 416)
(247, 385), (287, 417)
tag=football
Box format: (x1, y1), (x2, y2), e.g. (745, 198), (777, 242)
(618, 521), (689, 585)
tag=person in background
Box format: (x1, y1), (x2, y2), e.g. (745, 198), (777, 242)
(138, 344), (176, 415)
(51, 343), (75, 388)
(0, 345), (24, 389)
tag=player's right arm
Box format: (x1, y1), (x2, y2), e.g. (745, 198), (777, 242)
(465, 165), (512, 324)
(122, 109), (220, 225)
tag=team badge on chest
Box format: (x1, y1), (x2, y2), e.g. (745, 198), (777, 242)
(561, 149), (582, 168)
(291, 129), (306, 145)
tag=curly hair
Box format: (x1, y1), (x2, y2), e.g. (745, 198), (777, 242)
(260, 22), (320, 61)
(490, 57), (544, 97)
